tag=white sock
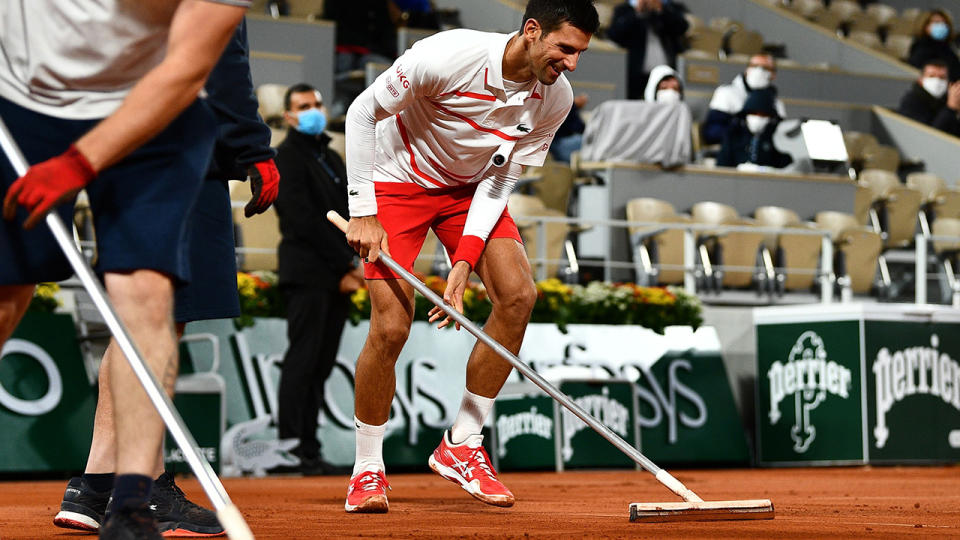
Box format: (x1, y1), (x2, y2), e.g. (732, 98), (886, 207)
(450, 390), (495, 444)
(353, 417), (386, 476)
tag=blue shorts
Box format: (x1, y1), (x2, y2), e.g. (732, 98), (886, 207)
(0, 96), (216, 285)
(173, 178), (240, 323)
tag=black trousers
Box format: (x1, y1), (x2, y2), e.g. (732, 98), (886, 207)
(277, 284), (349, 460)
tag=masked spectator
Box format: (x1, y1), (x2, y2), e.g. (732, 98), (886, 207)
(607, 0), (689, 100)
(717, 88), (792, 169)
(643, 64), (684, 102)
(702, 53), (786, 145)
(898, 59), (960, 137)
(909, 9), (960, 82)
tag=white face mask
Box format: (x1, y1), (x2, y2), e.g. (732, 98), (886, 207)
(922, 76), (949, 99)
(656, 89), (682, 104)
(745, 66), (773, 89)
(746, 114), (771, 134)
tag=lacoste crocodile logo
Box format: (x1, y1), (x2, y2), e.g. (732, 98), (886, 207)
(517, 124), (530, 133)
(349, 189), (359, 196)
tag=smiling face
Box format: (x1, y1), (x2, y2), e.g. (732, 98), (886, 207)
(523, 20), (592, 85)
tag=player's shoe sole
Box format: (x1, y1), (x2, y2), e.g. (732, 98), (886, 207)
(53, 509), (100, 531)
(344, 494), (389, 513)
(428, 454), (515, 507)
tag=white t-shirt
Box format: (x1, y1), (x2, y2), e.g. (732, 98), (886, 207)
(370, 29), (573, 189)
(0, 0), (251, 120)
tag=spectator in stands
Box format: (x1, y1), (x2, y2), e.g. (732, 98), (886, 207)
(549, 93), (589, 163)
(909, 9), (960, 82)
(702, 53), (786, 145)
(324, 0), (398, 74)
(642, 64), (684, 102)
(717, 88), (792, 170)
(897, 59), (960, 137)
(607, 0), (689, 100)
(273, 83), (363, 475)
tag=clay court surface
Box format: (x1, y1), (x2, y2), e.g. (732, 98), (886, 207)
(1, 466), (958, 539)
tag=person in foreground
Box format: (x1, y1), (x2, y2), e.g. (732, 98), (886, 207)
(51, 18), (277, 538)
(341, 0), (599, 513)
(0, 1), (249, 538)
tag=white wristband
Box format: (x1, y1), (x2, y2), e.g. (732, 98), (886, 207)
(348, 182), (378, 217)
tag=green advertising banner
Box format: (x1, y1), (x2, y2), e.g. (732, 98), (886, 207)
(559, 380), (636, 469)
(756, 320), (865, 465)
(864, 321), (960, 463)
(0, 312), (96, 472)
(638, 351), (750, 465)
(493, 395), (556, 471)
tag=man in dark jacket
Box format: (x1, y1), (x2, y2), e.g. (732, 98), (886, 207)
(717, 87), (792, 169)
(606, 0), (689, 99)
(274, 83), (362, 474)
(898, 59), (960, 137)
(908, 9), (960, 82)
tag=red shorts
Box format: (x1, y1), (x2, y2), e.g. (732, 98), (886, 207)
(364, 182), (523, 279)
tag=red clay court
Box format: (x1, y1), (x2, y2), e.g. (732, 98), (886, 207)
(2, 466), (959, 539)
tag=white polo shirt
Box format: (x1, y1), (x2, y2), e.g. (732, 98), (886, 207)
(369, 29), (572, 189)
(0, 0), (251, 120)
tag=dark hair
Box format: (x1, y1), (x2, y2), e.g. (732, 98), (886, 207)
(520, 0), (600, 37)
(919, 8), (953, 38)
(924, 58), (950, 71)
(283, 83), (318, 111)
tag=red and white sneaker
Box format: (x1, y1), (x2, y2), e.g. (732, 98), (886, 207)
(428, 430), (515, 507)
(345, 469), (390, 513)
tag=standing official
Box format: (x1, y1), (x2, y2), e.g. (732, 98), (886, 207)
(274, 83), (361, 475)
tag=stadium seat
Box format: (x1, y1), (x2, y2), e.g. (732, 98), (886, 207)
(884, 34), (914, 61)
(231, 181), (280, 272)
(728, 29), (765, 56)
(861, 144), (900, 172)
(859, 169), (923, 248)
(691, 202), (766, 290)
(847, 15), (880, 35)
(754, 206), (823, 291)
(813, 10), (845, 34)
(931, 217), (960, 304)
(527, 161), (578, 216)
(906, 172), (960, 230)
(507, 194), (572, 279)
(848, 31), (882, 51)
(625, 198), (692, 285)
(815, 211), (883, 294)
(288, 0), (325, 20)
(828, 0), (862, 23)
(256, 83), (288, 127)
(865, 4), (898, 27)
(885, 16), (918, 37)
(687, 28), (724, 57)
(789, 0), (825, 19)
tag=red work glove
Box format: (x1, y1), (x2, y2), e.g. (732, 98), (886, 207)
(2, 145), (96, 229)
(245, 159), (280, 217)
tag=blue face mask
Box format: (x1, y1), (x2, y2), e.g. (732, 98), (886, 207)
(295, 108), (326, 136)
(930, 21), (950, 41)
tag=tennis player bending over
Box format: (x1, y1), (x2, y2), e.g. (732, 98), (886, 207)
(343, 0), (598, 514)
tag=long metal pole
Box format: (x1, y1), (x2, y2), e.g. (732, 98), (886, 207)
(328, 211), (703, 503)
(0, 118), (253, 540)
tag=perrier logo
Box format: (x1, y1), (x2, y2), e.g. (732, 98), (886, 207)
(768, 331), (852, 453)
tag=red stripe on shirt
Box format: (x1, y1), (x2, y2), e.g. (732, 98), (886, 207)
(395, 114), (448, 188)
(430, 102), (519, 141)
(427, 156), (484, 181)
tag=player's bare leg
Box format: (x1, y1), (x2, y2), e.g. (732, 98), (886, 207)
(466, 238), (537, 398)
(429, 237), (535, 507)
(105, 269), (177, 511)
(346, 277), (414, 513)
(0, 284), (35, 345)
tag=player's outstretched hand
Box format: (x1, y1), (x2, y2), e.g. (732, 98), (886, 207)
(346, 215), (390, 262)
(245, 158), (280, 217)
(2, 145), (96, 229)
(429, 261), (470, 330)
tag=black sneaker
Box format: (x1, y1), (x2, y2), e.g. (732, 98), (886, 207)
(151, 472), (224, 537)
(99, 504), (162, 540)
(54, 476), (110, 531)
